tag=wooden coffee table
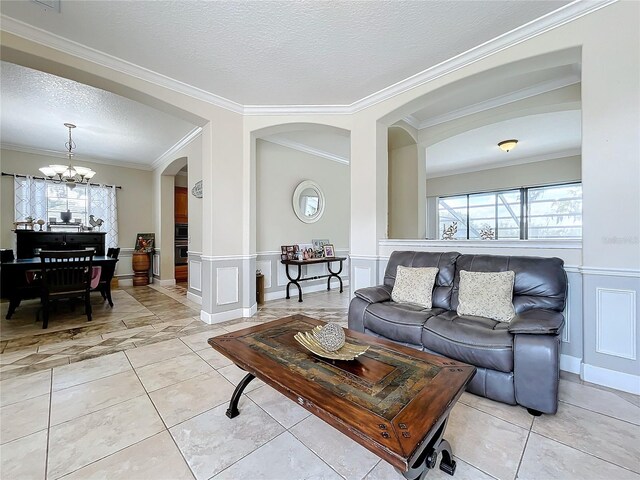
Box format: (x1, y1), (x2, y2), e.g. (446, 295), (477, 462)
(208, 315), (475, 479)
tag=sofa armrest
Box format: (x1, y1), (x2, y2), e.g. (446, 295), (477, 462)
(354, 285), (392, 304)
(508, 309), (565, 335)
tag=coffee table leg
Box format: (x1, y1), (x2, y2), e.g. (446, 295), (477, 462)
(225, 373), (256, 419)
(400, 417), (457, 479)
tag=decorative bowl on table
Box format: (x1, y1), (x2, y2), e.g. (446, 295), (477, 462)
(60, 210), (72, 223)
(294, 324), (369, 361)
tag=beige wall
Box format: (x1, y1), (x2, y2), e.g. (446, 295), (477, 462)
(175, 173), (188, 188)
(256, 139), (349, 251)
(0, 149), (154, 251)
(426, 155), (581, 197)
(388, 143), (419, 238)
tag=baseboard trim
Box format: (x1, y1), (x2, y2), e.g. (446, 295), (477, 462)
(155, 278), (176, 287)
(243, 304), (257, 317)
(560, 354), (581, 374)
(264, 281), (350, 302)
(200, 308), (244, 325)
(582, 363), (640, 395)
(186, 291), (202, 305)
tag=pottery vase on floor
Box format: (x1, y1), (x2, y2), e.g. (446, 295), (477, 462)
(132, 251), (150, 286)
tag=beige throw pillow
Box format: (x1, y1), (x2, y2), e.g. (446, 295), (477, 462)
(391, 266), (439, 309)
(457, 270), (516, 322)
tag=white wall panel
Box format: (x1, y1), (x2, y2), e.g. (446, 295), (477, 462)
(354, 266), (371, 292)
(189, 260), (202, 292)
(596, 288), (636, 360)
(217, 266), (239, 305)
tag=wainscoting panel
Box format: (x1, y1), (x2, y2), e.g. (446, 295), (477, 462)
(189, 259), (202, 292)
(353, 266), (371, 292)
(216, 266), (239, 306)
(151, 254), (160, 277)
(596, 287), (636, 360)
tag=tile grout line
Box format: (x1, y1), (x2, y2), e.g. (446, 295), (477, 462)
(44, 368), (53, 480)
(287, 423), (353, 480)
(558, 398), (640, 427)
(529, 429), (640, 475)
(123, 351), (198, 480)
(514, 426), (532, 479)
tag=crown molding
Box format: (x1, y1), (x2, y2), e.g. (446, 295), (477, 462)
(400, 116), (421, 130)
(151, 127), (203, 170)
(0, 0), (615, 116)
(0, 16), (244, 114)
(243, 104), (352, 115)
(262, 137), (349, 165)
(0, 143), (153, 171)
(417, 75), (580, 129)
(346, 0), (615, 115)
(427, 148), (581, 178)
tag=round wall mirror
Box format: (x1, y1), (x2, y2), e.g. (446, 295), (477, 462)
(292, 180), (325, 223)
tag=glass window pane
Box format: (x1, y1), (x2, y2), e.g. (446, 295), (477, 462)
(438, 195), (467, 239)
(497, 190), (521, 239)
(528, 184), (582, 239)
(468, 193), (496, 239)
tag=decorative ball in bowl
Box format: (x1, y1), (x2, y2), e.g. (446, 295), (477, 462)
(313, 322), (346, 351)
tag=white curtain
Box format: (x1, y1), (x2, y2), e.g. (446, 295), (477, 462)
(14, 177), (119, 249)
(87, 184), (119, 248)
(14, 176), (47, 222)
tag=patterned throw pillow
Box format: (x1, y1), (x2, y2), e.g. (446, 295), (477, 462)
(457, 270), (516, 322)
(391, 266), (439, 309)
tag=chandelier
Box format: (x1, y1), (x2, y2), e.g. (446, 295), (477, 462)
(39, 123), (96, 184)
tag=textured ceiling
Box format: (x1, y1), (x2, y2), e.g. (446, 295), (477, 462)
(1, 0), (569, 106)
(0, 62), (198, 167)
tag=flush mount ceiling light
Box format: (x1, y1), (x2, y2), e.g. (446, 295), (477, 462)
(498, 139), (518, 152)
(39, 123), (96, 184)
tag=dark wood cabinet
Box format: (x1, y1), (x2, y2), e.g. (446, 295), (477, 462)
(15, 231), (106, 259)
(175, 264), (188, 283)
(175, 187), (188, 223)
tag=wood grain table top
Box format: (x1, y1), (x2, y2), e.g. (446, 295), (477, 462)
(208, 315), (475, 471)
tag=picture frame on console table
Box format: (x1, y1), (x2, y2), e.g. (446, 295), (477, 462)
(323, 244), (335, 258)
(312, 238), (330, 258)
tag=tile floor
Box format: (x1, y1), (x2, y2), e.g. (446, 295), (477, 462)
(1, 284), (639, 479)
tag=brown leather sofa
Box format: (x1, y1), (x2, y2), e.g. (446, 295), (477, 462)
(348, 251), (567, 415)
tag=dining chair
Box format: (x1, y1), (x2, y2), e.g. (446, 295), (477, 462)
(39, 250), (94, 329)
(92, 247), (120, 307)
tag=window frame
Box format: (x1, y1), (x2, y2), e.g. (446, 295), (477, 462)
(436, 181), (582, 240)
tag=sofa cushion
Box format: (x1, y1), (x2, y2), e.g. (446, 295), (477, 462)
(422, 311), (514, 373)
(457, 270), (516, 322)
(451, 254), (567, 313)
(384, 251), (460, 310)
(391, 266), (439, 308)
(364, 302), (444, 345)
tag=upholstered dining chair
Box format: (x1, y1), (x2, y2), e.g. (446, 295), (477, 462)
(92, 247), (120, 307)
(39, 249), (94, 329)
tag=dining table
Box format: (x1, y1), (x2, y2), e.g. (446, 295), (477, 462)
(1, 255), (119, 319)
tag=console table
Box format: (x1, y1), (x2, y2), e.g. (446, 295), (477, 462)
(281, 256), (346, 302)
(15, 231), (106, 259)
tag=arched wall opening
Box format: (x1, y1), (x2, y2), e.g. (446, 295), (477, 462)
(377, 48), (582, 243)
(1, 35), (210, 290)
(387, 125), (422, 239)
(250, 122), (351, 301)
(156, 156), (188, 284)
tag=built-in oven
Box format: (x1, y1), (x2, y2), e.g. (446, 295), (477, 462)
(175, 242), (188, 265)
(175, 223), (188, 240)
